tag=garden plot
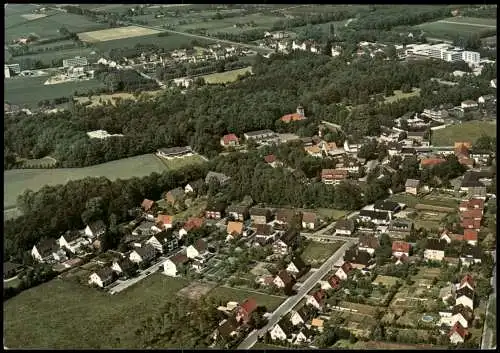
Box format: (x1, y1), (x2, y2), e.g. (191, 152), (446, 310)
(177, 281), (216, 300)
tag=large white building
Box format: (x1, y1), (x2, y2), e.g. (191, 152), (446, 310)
(62, 56), (88, 68)
(405, 44), (479, 64)
(462, 51), (481, 66)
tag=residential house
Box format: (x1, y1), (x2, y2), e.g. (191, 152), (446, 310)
(294, 327), (313, 345)
(273, 269), (294, 289)
(424, 238), (446, 262)
(439, 284), (455, 304)
(205, 201), (227, 220)
(163, 253), (189, 277)
(156, 214), (174, 230)
(3, 262), (23, 279)
(458, 275), (475, 291)
(343, 246), (373, 269)
(264, 154), (280, 168)
(280, 106), (307, 123)
(243, 129), (276, 142)
(460, 217), (481, 231)
(310, 318), (325, 333)
(305, 145), (322, 158)
(359, 210), (390, 225)
(286, 257), (308, 278)
(460, 100), (478, 110)
(460, 209), (483, 221)
(31, 238), (60, 263)
(459, 198), (485, 212)
(420, 158), (446, 168)
(302, 212), (319, 230)
(236, 298), (258, 324)
(184, 179), (205, 195)
(213, 316), (239, 343)
(187, 239), (209, 259)
(335, 261), (353, 280)
(463, 230), (478, 246)
(275, 209), (300, 226)
(440, 230), (463, 244)
(455, 286), (475, 310)
(374, 200), (401, 216)
(146, 231), (179, 254)
(460, 171), (488, 199)
(226, 205), (249, 221)
(254, 224), (278, 245)
(178, 217), (204, 239)
(88, 267), (115, 288)
(226, 221), (244, 241)
(220, 133), (240, 147)
(270, 319), (294, 342)
(111, 258), (136, 277)
(477, 94), (495, 105)
(352, 228), (374, 249)
(326, 275), (342, 290)
(334, 219), (356, 236)
(451, 305), (474, 329)
(407, 130), (427, 143)
(57, 230), (85, 253)
(290, 306), (316, 326)
(392, 241), (411, 258)
(306, 289), (325, 311)
(388, 219), (413, 239)
(321, 141), (346, 157)
(321, 169), (349, 185)
(141, 198), (155, 212)
(469, 149), (492, 165)
(205, 171), (231, 185)
(165, 187), (185, 205)
(84, 220), (106, 239)
(249, 207), (272, 225)
(129, 244), (156, 265)
(405, 179), (421, 195)
(273, 231), (298, 255)
(460, 246), (482, 267)
(449, 322), (467, 344)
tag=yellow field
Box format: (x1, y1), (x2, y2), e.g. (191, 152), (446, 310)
(78, 26), (162, 43)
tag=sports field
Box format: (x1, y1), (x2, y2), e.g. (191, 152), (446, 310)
(416, 17), (497, 40)
(431, 121), (497, 146)
(78, 26), (162, 43)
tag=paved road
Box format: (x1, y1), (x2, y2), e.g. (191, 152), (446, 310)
(109, 255), (168, 294)
(481, 250), (496, 349)
(437, 20), (496, 28)
(237, 238), (357, 349)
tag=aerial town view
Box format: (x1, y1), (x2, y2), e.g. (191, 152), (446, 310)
(3, 3), (497, 350)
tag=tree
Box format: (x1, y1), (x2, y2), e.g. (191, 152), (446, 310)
(81, 196), (105, 225)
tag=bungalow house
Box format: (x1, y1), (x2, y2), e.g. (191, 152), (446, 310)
(302, 212), (319, 230)
(220, 133), (240, 147)
(187, 239), (209, 259)
(163, 253), (189, 277)
(334, 219), (356, 236)
(3, 262), (23, 279)
(424, 238), (446, 262)
(374, 200), (401, 216)
(460, 246), (482, 267)
(405, 179), (421, 195)
(156, 214), (174, 230)
(463, 230), (478, 246)
(165, 187), (185, 205)
(275, 209), (300, 226)
(236, 298), (258, 324)
(358, 234), (379, 255)
(88, 267), (115, 288)
(84, 220), (106, 239)
(343, 247), (373, 269)
(305, 145), (322, 158)
(184, 179), (205, 195)
(254, 224), (278, 245)
(290, 305), (316, 326)
(322, 275), (342, 290)
(141, 198), (155, 212)
(205, 171), (231, 185)
(458, 274), (475, 291)
(455, 286), (474, 310)
(335, 261), (353, 280)
(111, 258), (136, 276)
(310, 318), (325, 333)
(31, 238), (62, 263)
(226, 205), (249, 221)
(179, 217), (204, 239)
(460, 100), (478, 110)
(270, 318), (294, 342)
(449, 322), (468, 344)
(387, 219), (413, 239)
(273, 269), (294, 289)
(226, 221), (244, 241)
(294, 327), (313, 345)
(286, 256), (308, 278)
(249, 207), (272, 224)
(129, 244), (156, 265)
(205, 201), (227, 220)
(392, 241), (411, 258)
(359, 210), (390, 225)
(321, 169), (349, 185)
(273, 231), (298, 255)
(146, 231), (179, 254)
(306, 289), (326, 311)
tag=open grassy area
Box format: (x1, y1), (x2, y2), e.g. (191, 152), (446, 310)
(207, 286), (284, 312)
(3, 274), (189, 349)
(388, 193), (420, 208)
(431, 121), (497, 146)
(317, 208), (349, 220)
(372, 275), (400, 287)
(201, 66), (252, 84)
(156, 153), (208, 170)
(384, 88), (421, 103)
(389, 192), (459, 210)
(301, 241), (344, 267)
(3, 153), (169, 209)
(415, 17), (496, 40)
(74, 90), (163, 107)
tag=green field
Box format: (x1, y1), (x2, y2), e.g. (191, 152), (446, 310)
(384, 88), (421, 104)
(207, 286), (284, 312)
(301, 241), (344, 267)
(9, 46), (100, 67)
(4, 76), (106, 109)
(156, 154), (208, 169)
(416, 17), (497, 40)
(316, 208), (349, 220)
(291, 20), (349, 34)
(3, 275), (189, 349)
(177, 13), (283, 34)
(431, 121), (497, 146)
(389, 193), (459, 209)
(201, 66), (252, 84)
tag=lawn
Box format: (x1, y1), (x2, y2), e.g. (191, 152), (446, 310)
(3, 154), (169, 208)
(201, 67), (252, 84)
(413, 210), (447, 230)
(207, 286), (284, 312)
(384, 88), (421, 103)
(4, 76), (106, 109)
(372, 275), (400, 287)
(412, 267), (442, 281)
(388, 193), (420, 208)
(3, 274), (189, 349)
(301, 241), (344, 267)
(74, 90), (163, 107)
(389, 192), (460, 210)
(156, 154), (208, 170)
(415, 17), (496, 40)
(317, 208), (349, 220)
(431, 121), (497, 146)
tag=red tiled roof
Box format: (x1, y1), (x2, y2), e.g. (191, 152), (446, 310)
(302, 212), (318, 223)
(328, 275), (341, 288)
(321, 169), (349, 179)
(392, 241), (411, 253)
(460, 218), (481, 229)
(264, 154), (277, 163)
(460, 209), (483, 220)
(460, 274), (475, 289)
(157, 214), (173, 226)
(141, 199), (154, 211)
(170, 253), (189, 264)
(449, 322), (467, 339)
(468, 198), (485, 210)
(463, 229), (478, 241)
(281, 113), (305, 123)
(459, 157), (474, 166)
(341, 261), (353, 273)
(183, 217), (204, 231)
(420, 158), (446, 167)
(312, 289), (325, 304)
(240, 298), (258, 315)
(222, 133), (239, 145)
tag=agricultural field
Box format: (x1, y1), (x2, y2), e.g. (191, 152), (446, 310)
(4, 76), (106, 109)
(431, 121), (497, 146)
(177, 13), (283, 34)
(201, 66), (252, 84)
(301, 241), (344, 267)
(384, 88), (421, 104)
(390, 192), (460, 210)
(8, 46), (100, 67)
(281, 4), (369, 15)
(415, 17), (497, 40)
(78, 26), (162, 43)
(412, 210), (448, 230)
(3, 274), (189, 349)
(316, 208), (349, 221)
(207, 286), (284, 312)
(5, 4), (48, 28)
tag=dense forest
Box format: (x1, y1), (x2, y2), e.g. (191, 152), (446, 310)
(5, 50), (495, 168)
